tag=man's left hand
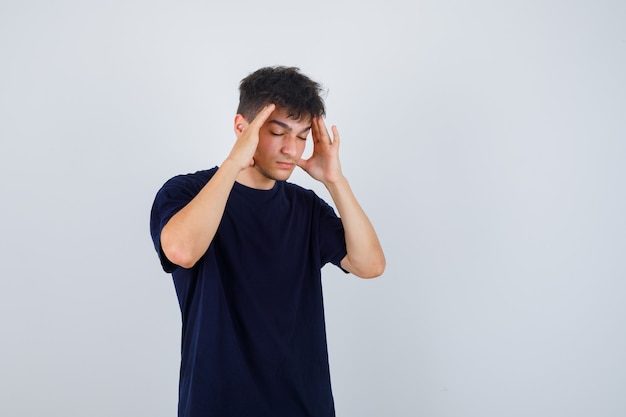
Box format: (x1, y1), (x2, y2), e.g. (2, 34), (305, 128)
(297, 116), (344, 185)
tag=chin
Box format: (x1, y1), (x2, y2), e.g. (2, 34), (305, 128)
(257, 166), (293, 182)
(273, 172), (293, 181)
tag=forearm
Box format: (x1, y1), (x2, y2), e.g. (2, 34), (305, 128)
(325, 176), (385, 278)
(160, 159), (241, 268)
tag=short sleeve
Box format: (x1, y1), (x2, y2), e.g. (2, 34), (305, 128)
(317, 197), (348, 273)
(149, 169), (215, 273)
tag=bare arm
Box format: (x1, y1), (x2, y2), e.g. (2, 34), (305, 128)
(298, 117), (385, 278)
(327, 176), (386, 278)
(160, 104), (275, 268)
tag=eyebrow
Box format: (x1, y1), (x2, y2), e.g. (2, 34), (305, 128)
(268, 120), (311, 134)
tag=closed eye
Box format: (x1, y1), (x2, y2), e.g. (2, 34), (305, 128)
(298, 129), (311, 141)
(271, 131), (307, 141)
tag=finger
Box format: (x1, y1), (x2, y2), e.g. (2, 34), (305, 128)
(316, 117), (332, 144)
(331, 125), (340, 146)
(311, 116), (321, 143)
(249, 103), (276, 128)
(311, 117), (325, 144)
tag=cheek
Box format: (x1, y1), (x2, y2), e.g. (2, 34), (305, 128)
(296, 141), (307, 156)
(254, 137), (273, 156)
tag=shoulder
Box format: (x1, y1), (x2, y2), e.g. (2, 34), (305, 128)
(283, 181), (320, 203)
(163, 166), (219, 186)
(160, 167), (218, 194)
(282, 181), (337, 214)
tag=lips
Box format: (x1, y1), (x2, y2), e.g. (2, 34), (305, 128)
(276, 161), (295, 169)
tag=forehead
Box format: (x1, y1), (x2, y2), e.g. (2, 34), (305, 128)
(265, 107), (312, 130)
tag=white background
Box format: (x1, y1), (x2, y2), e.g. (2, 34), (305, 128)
(1, 1), (625, 416)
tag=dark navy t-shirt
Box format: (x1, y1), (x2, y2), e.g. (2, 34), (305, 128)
(150, 167), (347, 417)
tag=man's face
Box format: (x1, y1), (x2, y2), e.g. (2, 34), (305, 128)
(251, 107), (311, 183)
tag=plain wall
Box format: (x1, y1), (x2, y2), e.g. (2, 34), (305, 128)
(1, 1), (625, 416)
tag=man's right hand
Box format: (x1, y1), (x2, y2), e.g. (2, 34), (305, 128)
(226, 103), (275, 171)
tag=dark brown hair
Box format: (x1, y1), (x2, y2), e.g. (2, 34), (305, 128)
(237, 66), (326, 121)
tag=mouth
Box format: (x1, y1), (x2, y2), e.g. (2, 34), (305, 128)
(276, 161), (295, 169)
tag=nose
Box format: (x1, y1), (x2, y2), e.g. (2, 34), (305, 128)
(281, 135), (298, 157)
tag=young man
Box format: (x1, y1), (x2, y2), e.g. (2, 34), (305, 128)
(150, 66), (385, 416)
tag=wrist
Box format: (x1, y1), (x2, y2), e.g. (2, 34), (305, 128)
(220, 158), (247, 177)
(324, 174), (348, 191)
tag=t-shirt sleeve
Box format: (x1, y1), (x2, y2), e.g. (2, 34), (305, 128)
(149, 171), (212, 273)
(317, 197), (349, 273)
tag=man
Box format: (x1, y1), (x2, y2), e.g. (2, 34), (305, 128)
(150, 66), (385, 416)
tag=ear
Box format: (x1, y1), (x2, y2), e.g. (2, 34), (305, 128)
(234, 114), (249, 137)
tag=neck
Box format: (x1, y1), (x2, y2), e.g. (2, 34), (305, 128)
(235, 167), (276, 190)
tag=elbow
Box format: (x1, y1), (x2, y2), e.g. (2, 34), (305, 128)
(352, 257), (386, 279)
(343, 250), (386, 279)
(163, 244), (198, 269)
(360, 262), (386, 279)
(161, 232), (199, 269)
(168, 251), (198, 269)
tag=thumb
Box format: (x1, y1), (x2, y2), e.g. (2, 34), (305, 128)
(297, 157), (309, 171)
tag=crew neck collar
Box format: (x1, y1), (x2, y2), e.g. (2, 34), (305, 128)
(234, 179), (281, 196)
